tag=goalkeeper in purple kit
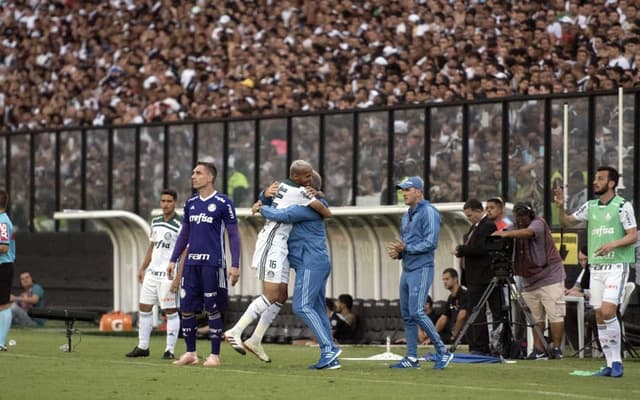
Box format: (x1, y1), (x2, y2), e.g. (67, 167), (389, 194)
(167, 161), (241, 367)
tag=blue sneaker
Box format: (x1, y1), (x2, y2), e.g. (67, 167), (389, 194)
(433, 351), (454, 370)
(389, 357), (420, 369)
(308, 357), (342, 370)
(313, 347), (342, 369)
(610, 362), (623, 378)
(325, 359), (341, 370)
(592, 366), (612, 377)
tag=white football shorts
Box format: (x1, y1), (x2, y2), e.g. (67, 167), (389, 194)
(251, 237), (290, 284)
(588, 263), (629, 309)
(139, 269), (179, 309)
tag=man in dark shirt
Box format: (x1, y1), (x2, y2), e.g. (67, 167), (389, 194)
(435, 268), (470, 344)
(331, 294), (357, 344)
(453, 198), (499, 354)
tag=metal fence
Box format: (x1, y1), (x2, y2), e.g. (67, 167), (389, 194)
(2, 89), (639, 232)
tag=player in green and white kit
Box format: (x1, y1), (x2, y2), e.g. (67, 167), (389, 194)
(555, 166), (637, 378)
(126, 189), (183, 360)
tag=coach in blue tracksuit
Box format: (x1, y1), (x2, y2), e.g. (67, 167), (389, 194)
(258, 172), (341, 370)
(387, 176), (453, 370)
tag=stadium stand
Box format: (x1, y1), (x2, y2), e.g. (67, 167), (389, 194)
(2, 1), (640, 132)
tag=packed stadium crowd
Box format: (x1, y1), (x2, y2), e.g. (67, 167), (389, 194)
(1, 0), (640, 132)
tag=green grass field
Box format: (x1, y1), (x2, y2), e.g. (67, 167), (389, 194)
(2, 325), (640, 400)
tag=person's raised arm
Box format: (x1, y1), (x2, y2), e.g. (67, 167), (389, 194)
(260, 204), (323, 224)
(259, 181), (280, 206)
(304, 185), (331, 218)
(493, 226), (535, 239)
(308, 199), (332, 218)
(553, 187), (579, 227)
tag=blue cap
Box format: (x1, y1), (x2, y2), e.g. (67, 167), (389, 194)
(396, 176), (424, 191)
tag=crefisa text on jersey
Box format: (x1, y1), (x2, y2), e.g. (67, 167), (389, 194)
(190, 213), (214, 224)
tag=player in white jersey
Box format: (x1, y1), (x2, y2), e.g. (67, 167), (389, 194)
(126, 189), (183, 360)
(251, 178), (316, 284)
(556, 166), (637, 377)
(225, 160), (331, 362)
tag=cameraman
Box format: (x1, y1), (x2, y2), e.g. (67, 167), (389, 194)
(492, 202), (566, 360)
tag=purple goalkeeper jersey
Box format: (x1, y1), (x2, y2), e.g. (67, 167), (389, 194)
(170, 191), (240, 268)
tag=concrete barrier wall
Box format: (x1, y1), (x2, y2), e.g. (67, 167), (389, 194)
(233, 204), (471, 301)
(13, 232), (113, 310)
(37, 204), (473, 311)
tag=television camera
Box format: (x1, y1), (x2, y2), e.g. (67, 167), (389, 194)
(485, 235), (515, 278)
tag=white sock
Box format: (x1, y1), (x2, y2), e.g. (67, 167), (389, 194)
(165, 312), (180, 352)
(597, 323), (612, 367)
(137, 311), (153, 350)
(604, 317), (622, 364)
(232, 295), (270, 334)
(250, 302), (282, 342)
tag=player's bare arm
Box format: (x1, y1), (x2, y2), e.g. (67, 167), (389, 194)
(137, 243), (154, 284)
(594, 226), (638, 257)
(553, 187), (578, 227)
(309, 199), (332, 218)
(263, 181), (280, 198)
(169, 248), (187, 293)
(251, 200), (263, 215)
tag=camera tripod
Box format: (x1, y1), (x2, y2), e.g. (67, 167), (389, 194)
(449, 274), (549, 358)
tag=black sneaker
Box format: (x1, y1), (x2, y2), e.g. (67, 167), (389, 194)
(125, 346), (150, 357)
(550, 346), (563, 360)
(162, 350), (175, 360)
(526, 349), (548, 360)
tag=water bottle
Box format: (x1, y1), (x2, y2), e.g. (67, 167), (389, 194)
(8, 339), (16, 346)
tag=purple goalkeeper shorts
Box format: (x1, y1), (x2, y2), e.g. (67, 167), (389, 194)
(179, 264), (229, 313)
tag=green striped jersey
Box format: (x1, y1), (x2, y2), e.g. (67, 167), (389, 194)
(148, 213), (182, 271)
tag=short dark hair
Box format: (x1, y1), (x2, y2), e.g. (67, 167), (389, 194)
(597, 165), (619, 189)
(326, 298), (335, 312)
(0, 190), (7, 209)
(338, 294), (353, 310)
(463, 198), (483, 211)
(196, 161), (217, 180)
(443, 267), (458, 279)
(486, 196), (504, 207)
(161, 188), (178, 200)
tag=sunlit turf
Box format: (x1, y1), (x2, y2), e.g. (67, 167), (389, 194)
(2, 325), (639, 400)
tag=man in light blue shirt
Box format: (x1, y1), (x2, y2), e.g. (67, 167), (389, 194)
(387, 176), (453, 369)
(257, 171), (340, 369)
